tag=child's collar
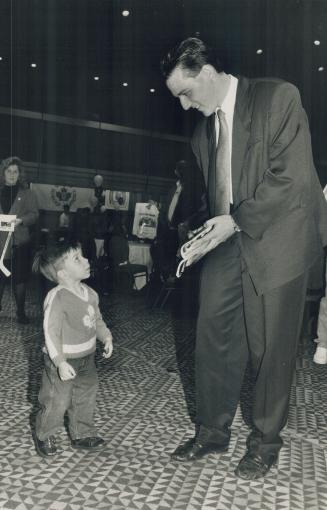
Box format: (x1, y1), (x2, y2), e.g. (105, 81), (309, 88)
(58, 283), (88, 301)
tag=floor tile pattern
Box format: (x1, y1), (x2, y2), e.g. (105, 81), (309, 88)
(0, 285), (326, 509)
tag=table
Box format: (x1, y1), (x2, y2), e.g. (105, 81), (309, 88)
(128, 241), (152, 290)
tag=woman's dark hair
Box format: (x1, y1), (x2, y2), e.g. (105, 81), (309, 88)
(161, 37), (223, 79)
(0, 156), (28, 189)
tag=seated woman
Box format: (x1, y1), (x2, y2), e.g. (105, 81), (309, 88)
(0, 156), (39, 323)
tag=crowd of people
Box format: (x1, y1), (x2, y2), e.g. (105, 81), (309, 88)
(0, 154), (201, 315)
(0, 36), (327, 481)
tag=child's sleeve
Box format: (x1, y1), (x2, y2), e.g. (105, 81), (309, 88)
(43, 290), (65, 367)
(91, 288), (112, 343)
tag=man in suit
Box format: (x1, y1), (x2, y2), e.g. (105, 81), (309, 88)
(161, 37), (327, 479)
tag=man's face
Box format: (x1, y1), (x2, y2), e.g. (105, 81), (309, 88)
(166, 65), (219, 117)
(62, 248), (90, 282)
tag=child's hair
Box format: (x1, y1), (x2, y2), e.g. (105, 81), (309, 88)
(32, 239), (81, 283)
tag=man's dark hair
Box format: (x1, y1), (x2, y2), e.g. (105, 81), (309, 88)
(161, 37), (223, 79)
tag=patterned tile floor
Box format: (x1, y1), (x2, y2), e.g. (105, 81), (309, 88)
(0, 282), (327, 510)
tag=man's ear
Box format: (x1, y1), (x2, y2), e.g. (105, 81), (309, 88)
(201, 64), (215, 79)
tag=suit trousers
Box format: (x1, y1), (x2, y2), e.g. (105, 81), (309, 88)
(195, 234), (308, 459)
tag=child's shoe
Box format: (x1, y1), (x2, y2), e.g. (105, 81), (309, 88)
(35, 435), (57, 457)
(71, 436), (105, 450)
(313, 345), (327, 364)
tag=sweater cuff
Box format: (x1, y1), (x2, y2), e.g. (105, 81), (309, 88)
(52, 354), (66, 367)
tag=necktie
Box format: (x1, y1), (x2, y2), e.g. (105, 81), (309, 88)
(207, 109), (230, 216)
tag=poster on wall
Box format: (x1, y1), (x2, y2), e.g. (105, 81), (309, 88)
(132, 202), (159, 240)
(105, 190), (130, 211)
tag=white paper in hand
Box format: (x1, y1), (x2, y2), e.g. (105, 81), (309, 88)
(176, 224), (213, 278)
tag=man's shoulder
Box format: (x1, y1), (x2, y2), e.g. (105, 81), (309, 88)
(239, 76), (300, 103)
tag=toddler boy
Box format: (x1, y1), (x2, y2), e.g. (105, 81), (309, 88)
(33, 239), (113, 457)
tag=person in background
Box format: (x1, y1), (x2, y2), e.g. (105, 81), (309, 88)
(105, 223), (129, 271)
(90, 200), (108, 259)
(154, 159), (207, 280)
(32, 239), (113, 457)
(0, 156), (39, 323)
(93, 174), (105, 213)
(58, 204), (71, 230)
(161, 37), (327, 479)
(167, 159), (208, 245)
(313, 187), (327, 364)
(73, 207), (96, 263)
(313, 263), (327, 364)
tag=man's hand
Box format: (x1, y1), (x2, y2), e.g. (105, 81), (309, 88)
(185, 215), (235, 265)
(102, 334), (113, 359)
(58, 361), (76, 381)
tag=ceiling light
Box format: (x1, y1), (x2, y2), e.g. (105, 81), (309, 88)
(314, 40), (321, 46)
(122, 10), (130, 17)
(0, 57), (3, 61)
(256, 49), (263, 55)
(94, 76), (100, 81)
(123, 82), (128, 87)
(318, 66), (324, 71)
(30, 63), (37, 68)
(150, 88), (155, 93)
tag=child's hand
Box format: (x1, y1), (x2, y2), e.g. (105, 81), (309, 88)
(58, 361), (76, 381)
(103, 335), (113, 359)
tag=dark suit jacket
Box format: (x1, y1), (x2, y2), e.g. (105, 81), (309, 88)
(191, 76), (327, 295)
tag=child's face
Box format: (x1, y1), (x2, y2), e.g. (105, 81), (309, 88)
(62, 248), (90, 282)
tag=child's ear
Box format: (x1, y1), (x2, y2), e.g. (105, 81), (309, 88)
(57, 268), (66, 281)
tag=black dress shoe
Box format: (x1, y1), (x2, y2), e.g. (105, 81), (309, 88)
(171, 437), (228, 462)
(235, 451), (278, 480)
(71, 436), (106, 449)
(35, 435), (57, 457)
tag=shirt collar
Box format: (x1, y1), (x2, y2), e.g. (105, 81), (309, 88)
(217, 74), (238, 116)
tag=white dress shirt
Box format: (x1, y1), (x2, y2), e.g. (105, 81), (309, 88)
(215, 75), (238, 204)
